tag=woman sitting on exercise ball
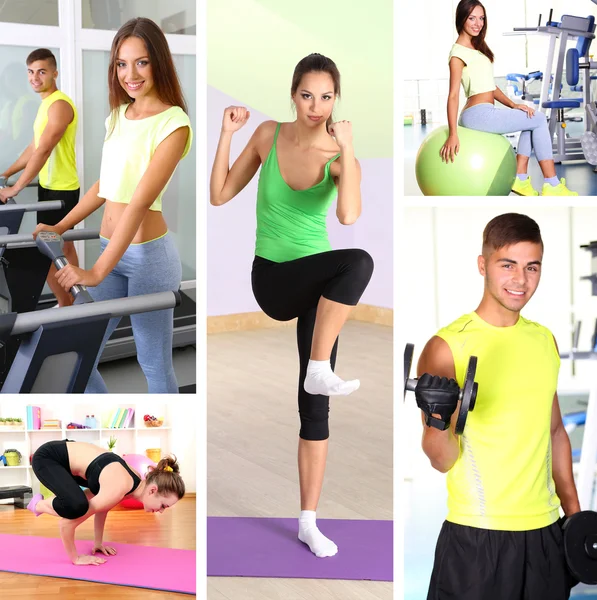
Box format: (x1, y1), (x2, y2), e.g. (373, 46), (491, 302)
(442, 0), (577, 196)
(27, 440), (185, 565)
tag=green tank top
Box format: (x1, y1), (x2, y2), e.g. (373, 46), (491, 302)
(436, 312), (561, 531)
(255, 122), (340, 263)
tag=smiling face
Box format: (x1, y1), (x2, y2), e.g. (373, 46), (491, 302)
(27, 59), (57, 96)
(463, 5), (485, 37)
(116, 36), (155, 99)
(292, 71), (336, 128)
(478, 242), (543, 314)
(141, 483), (179, 514)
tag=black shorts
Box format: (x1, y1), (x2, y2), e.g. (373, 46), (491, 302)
(37, 184), (79, 226)
(427, 520), (579, 600)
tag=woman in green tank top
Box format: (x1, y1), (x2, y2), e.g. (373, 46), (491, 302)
(210, 54), (374, 558)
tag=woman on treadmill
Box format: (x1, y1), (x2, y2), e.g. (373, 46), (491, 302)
(27, 440), (185, 565)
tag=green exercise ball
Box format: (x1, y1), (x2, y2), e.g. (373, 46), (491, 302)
(415, 125), (517, 196)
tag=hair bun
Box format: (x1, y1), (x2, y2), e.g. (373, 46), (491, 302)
(156, 455), (180, 474)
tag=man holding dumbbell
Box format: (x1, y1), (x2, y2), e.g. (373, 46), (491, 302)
(415, 213), (580, 600)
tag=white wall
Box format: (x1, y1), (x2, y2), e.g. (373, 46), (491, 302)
(170, 400), (197, 493)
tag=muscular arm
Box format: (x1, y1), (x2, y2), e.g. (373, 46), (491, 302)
(551, 393), (581, 516)
(12, 100), (74, 192)
(2, 141), (35, 179)
(91, 125), (190, 280)
(334, 151), (361, 225)
(209, 122), (266, 206)
(493, 86), (516, 109)
(447, 58), (464, 136)
(418, 336), (461, 473)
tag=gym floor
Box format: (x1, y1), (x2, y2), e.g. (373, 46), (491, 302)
(207, 321), (393, 599)
(0, 495), (196, 599)
(98, 346), (196, 393)
(404, 122), (597, 197)
(403, 392), (592, 600)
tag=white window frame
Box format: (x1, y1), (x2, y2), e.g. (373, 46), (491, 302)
(0, 0), (196, 282)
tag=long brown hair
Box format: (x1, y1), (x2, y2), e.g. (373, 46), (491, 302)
(291, 53), (341, 132)
(107, 17), (187, 135)
(455, 0), (494, 62)
(145, 455), (185, 499)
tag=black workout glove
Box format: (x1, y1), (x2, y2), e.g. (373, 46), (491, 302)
(414, 373), (460, 431)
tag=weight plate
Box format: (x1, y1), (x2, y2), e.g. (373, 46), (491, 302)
(563, 511), (597, 585)
(455, 355), (477, 435)
(404, 343), (414, 400)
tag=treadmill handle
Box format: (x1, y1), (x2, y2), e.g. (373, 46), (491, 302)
(54, 256), (94, 304)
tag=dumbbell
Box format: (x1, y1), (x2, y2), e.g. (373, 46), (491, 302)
(403, 343), (479, 434)
(563, 511), (597, 584)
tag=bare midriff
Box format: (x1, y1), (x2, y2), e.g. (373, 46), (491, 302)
(65, 441), (104, 478)
(101, 200), (168, 243)
(463, 90), (495, 111)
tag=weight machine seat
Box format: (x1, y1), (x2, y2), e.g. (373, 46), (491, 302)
(542, 99), (582, 109)
(563, 411), (587, 427)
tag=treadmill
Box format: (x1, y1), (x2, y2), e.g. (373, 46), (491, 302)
(35, 271), (196, 363)
(0, 180), (196, 364)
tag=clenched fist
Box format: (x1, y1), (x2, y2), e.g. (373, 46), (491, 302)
(328, 120), (353, 149)
(222, 106), (251, 133)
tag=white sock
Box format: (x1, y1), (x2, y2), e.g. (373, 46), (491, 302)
(298, 510), (338, 558)
(303, 359), (360, 396)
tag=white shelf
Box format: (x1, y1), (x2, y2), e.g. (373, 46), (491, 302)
(102, 428), (135, 431)
(29, 429), (62, 433)
(0, 402), (173, 495)
(136, 427), (171, 431)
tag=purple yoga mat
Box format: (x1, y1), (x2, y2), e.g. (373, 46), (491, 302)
(0, 534), (195, 594)
(207, 517), (393, 581)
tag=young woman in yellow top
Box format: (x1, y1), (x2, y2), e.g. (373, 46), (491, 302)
(34, 17), (192, 393)
(442, 0), (577, 196)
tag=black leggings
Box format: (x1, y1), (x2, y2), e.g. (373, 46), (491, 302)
(251, 249), (374, 441)
(31, 440), (89, 519)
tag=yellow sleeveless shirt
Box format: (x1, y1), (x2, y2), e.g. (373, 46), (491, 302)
(33, 90), (78, 191)
(436, 312), (561, 531)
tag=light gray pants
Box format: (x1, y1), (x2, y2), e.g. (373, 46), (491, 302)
(460, 103), (553, 162)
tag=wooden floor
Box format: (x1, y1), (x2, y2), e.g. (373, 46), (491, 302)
(0, 496), (196, 599)
(207, 321), (393, 599)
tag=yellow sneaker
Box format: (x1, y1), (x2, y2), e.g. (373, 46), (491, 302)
(541, 178), (578, 196)
(511, 177), (539, 196)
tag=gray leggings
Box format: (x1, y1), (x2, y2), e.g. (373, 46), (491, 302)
(459, 103), (553, 162)
(84, 232), (182, 394)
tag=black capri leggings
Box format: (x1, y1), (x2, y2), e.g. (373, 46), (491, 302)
(251, 248), (374, 441)
(32, 440), (89, 519)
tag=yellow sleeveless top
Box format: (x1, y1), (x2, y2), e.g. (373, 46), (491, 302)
(436, 312), (561, 531)
(33, 90), (79, 191)
(98, 104), (192, 212)
(448, 43), (496, 98)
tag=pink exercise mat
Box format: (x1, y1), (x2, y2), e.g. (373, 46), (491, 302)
(0, 534), (195, 594)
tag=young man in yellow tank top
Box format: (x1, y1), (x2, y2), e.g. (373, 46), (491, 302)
(415, 213), (580, 600)
(0, 48), (79, 307)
